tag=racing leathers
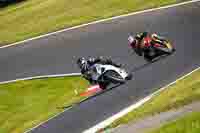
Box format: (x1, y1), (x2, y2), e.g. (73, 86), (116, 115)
(129, 32), (165, 56)
(77, 57), (121, 75)
(133, 32), (148, 56)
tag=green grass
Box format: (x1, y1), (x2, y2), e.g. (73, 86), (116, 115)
(0, 76), (89, 133)
(0, 0), (178, 45)
(108, 69), (200, 129)
(148, 112), (200, 133)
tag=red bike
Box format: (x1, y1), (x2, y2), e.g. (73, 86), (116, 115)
(129, 35), (175, 61)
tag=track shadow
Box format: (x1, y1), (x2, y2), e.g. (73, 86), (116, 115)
(58, 83), (123, 110)
(131, 54), (170, 73)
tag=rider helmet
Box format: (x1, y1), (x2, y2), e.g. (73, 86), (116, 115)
(77, 57), (87, 68)
(98, 56), (104, 60)
(128, 35), (135, 45)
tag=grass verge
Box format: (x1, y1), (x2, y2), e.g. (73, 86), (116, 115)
(0, 76), (89, 133)
(0, 0), (179, 45)
(108, 69), (200, 129)
(148, 111), (200, 133)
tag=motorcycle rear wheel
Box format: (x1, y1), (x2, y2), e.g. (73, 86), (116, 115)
(104, 71), (126, 84)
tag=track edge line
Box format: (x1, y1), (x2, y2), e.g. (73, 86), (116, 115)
(83, 66), (200, 133)
(0, 0), (199, 49)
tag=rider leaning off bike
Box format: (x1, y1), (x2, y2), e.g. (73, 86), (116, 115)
(77, 56), (121, 74)
(128, 32), (165, 56)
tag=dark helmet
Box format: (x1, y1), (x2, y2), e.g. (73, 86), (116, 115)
(97, 56), (106, 61)
(77, 57), (87, 68)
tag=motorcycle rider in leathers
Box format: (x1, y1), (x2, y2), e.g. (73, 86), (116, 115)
(128, 32), (165, 56)
(77, 57), (121, 75)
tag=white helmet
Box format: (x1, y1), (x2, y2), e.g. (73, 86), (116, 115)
(128, 35), (134, 44)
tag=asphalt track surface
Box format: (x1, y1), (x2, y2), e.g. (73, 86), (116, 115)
(0, 2), (200, 133)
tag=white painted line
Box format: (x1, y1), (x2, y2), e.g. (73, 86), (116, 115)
(83, 66), (200, 133)
(0, 73), (81, 85)
(0, 72), (82, 133)
(24, 105), (73, 133)
(0, 72), (83, 133)
(1, 0), (200, 49)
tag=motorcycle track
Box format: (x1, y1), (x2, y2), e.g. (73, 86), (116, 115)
(0, 1), (200, 133)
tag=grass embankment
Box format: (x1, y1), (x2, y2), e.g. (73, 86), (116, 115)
(0, 0), (178, 45)
(148, 112), (200, 133)
(0, 76), (89, 133)
(109, 69), (200, 128)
